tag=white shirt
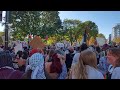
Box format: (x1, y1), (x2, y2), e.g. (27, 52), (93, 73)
(72, 65), (104, 79)
(86, 65), (104, 79)
(111, 67), (120, 79)
(72, 53), (80, 65)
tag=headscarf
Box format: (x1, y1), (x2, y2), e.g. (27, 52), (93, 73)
(26, 53), (46, 79)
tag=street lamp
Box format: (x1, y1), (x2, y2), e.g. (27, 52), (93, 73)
(5, 11), (10, 50)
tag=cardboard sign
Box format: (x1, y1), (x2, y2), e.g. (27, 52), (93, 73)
(96, 37), (106, 46)
(29, 36), (45, 49)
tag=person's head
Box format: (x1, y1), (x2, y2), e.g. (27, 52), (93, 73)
(73, 49), (97, 79)
(80, 43), (88, 52)
(102, 44), (109, 51)
(68, 46), (74, 53)
(22, 51), (28, 59)
(0, 51), (13, 68)
(76, 47), (80, 52)
(16, 51), (23, 59)
(48, 49), (55, 57)
(107, 48), (120, 67)
(96, 46), (101, 53)
(25, 53), (46, 79)
(50, 53), (62, 74)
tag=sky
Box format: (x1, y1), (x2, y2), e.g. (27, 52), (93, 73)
(59, 11), (120, 39)
(0, 11), (5, 32)
(1, 11), (120, 39)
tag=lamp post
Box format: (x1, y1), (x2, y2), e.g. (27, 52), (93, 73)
(5, 11), (10, 50)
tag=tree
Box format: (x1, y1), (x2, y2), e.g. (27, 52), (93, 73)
(9, 11), (62, 39)
(62, 19), (82, 45)
(97, 33), (106, 39)
(113, 37), (120, 44)
(81, 21), (99, 40)
(0, 32), (4, 36)
(10, 11), (41, 39)
(89, 36), (95, 45)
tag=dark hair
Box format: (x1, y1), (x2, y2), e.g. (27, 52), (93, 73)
(0, 51), (13, 68)
(80, 43), (88, 52)
(49, 49), (55, 57)
(50, 53), (62, 74)
(76, 47), (80, 51)
(16, 51), (23, 58)
(22, 51), (28, 59)
(96, 46), (101, 53)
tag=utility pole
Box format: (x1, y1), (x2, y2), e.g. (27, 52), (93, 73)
(83, 30), (87, 43)
(0, 11), (2, 21)
(5, 11), (10, 50)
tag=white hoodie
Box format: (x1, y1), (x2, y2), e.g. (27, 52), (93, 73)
(72, 65), (104, 79)
(111, 67), (120, 79)
(86, 65), (104, 79)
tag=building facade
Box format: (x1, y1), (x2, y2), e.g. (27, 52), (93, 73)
(112, 24), (120, 40)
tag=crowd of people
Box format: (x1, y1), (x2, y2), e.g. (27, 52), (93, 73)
(0, 42), (120, 79)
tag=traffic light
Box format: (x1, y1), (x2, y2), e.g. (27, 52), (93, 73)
(0, 11), (2, 21)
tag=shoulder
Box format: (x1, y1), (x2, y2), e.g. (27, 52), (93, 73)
(113, 67), (120, 72)
(73, 53), (80, 59)
(9, 70), (24, 79)
(111, 67), (120, 79)
(86, 65), (104, 79)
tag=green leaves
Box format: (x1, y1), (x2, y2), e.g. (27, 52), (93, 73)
(10, 11), (62, 40)
(97, 33), (106, 39)
(82, 21), (99, 38)
(9, 12), (99, 45)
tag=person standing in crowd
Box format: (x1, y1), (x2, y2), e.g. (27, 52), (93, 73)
(97, 56), (110, 77)
(65, 46), (75, 72)
(0, 51), (24, 79)
(45, 52), (67, 79)
(100, 44), (109, 58)
(106, 48), (120, 79)
(95, 45), (101, 64)
(69, 49), (104, 79)
(23, 53), (46, 79)
(72, 43), (88, 66)
(45, 49), (55, 62)
(15, 51), (28, 72)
